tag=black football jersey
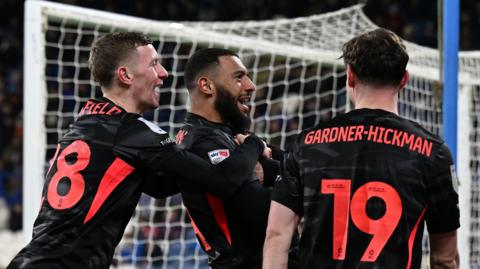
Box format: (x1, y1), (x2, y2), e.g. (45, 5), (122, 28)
(176, 113), (272, 269)
(8, 98), (264, 269)
(272, 108), (460, 269)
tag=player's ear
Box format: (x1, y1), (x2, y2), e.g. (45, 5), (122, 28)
(117, 66), (133, 86)
(346, 65), (356, 89)
(197, 77), (214, 95)
(398, 70), (409, 91)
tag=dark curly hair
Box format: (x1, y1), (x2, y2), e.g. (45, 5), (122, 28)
(184, 48), (238, 91)
(341, 28), (409, 87)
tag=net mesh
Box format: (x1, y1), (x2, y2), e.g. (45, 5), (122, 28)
(31, 3), (480, 268)
(470, 85), (480, 268)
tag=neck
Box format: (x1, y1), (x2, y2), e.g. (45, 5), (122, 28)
(103, 86), (142, 114)
(353, 85), (399, 114)
(189, 95), (223, 123)
(190, 105), (223, 123)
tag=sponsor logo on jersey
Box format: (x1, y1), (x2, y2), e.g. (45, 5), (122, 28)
(160, 137), (176, 146)
(208, 149), (230, 164)
(303, 125), (433, 157)
(138, 117), (167, 134)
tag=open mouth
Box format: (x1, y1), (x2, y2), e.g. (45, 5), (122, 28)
(238, 94), (252, 113)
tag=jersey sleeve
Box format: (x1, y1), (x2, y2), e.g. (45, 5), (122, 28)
(271, 134), (303, 216)
(425, 143), (460, 234)
(114, 117), (178, 168)
(115, 117), (264, 198)
(141, 170), (180, 199)
(161, 136), (265, 198)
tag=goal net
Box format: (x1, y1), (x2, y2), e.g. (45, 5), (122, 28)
(23, 1), (480, 268)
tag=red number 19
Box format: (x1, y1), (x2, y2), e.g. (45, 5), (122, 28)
(321, 179), (402, 262)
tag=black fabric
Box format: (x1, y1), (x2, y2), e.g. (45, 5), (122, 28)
(259, 158), (281, 187)
(7, 99), (263, 269)
(272, 108), (460, 269)
(175, 112), (278, 269)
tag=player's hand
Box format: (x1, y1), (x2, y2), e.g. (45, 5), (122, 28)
(263, 146), (272, 159)
(235, 133), (270, 158)
(255, 162), (264, 185)
(234, 133), (248, 145)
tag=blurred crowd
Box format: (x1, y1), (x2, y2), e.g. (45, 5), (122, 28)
(0, 0), (479, 232)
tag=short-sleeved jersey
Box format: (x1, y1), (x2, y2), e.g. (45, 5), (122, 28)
(8, 98), (264, 269)
(8, 97), (178, 269)
(272, 108), (460, 269)
(176, 113), (271, 269)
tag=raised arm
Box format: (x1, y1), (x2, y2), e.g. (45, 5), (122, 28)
(263, 201), (300, 269)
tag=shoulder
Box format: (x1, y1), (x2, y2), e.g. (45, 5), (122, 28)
(117, 115), (175, 148)
(399, 117), (444, 144)
(176, 122), (212, 148)
(62, 114), (123, 146)
(290, 120), (334, 149)
(178, 122), (233, 149)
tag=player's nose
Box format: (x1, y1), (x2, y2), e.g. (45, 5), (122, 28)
(157, 64), (168, 80)
(244, 77), (256, 93)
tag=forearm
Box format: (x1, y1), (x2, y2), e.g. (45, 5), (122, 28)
(259, 158), (280, 187)
(263, 201), (299, 269)
(160, 136), (264, 197)
(430, 254), (459, 269)
(430, 231), (459, 269)
(263, 229), (292, 269)
(142, 171), (180, 198)
(269, 144), (284, 161)
(215, 136), (265, 183)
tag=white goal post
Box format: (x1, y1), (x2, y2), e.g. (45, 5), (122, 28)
(23, 0), (480, 268)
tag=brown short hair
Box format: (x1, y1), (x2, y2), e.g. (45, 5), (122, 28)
(341, 28), (409, 87)
(88, 32), (151, 87)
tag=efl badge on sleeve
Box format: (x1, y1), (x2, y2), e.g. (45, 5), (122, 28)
(208, 149), (230, 164)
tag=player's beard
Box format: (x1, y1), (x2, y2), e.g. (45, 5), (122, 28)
(214, 85), (251, 133)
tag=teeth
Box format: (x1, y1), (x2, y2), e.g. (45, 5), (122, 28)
(239, 95), (251, 104)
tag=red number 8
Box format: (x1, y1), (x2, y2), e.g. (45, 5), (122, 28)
(47, 140), (90, 210)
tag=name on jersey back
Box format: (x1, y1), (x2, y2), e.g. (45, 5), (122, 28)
(304, 125), (432, 157)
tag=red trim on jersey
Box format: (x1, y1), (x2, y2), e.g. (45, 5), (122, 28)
(206, 194), (232, 245)
(39, 196), (44, 211)
(176, 130), (188, 144)
(187, 211), (212, 251)
(46, 144), (61, 176)
(83, 158), (134, 223)
(406, 207), (427, 269)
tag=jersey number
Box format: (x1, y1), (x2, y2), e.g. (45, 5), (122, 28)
(321, 179), (402, 262)
(46, 140), (134, 223)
